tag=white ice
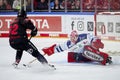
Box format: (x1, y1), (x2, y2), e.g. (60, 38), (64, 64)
(0, 38), (120, 80)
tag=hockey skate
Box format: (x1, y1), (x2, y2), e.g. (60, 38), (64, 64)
(101, 56), (112, 65)
(12, 62), (19, 68)
(101, 57), (112, 65)
(48, 64), (56, 70)
(42, 63), (56, 70)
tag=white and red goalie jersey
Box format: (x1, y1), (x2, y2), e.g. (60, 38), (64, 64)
(43, 33), (96, 55)
(42, 31), (112, 65)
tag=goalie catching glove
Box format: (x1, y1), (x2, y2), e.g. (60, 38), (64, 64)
(42, 44), (56, 56)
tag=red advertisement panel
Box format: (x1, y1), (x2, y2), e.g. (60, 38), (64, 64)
(0, 16), (61, 32)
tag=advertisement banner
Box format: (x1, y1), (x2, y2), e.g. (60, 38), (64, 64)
(62, 15), (94, 34)
(0, 16), (61, 32)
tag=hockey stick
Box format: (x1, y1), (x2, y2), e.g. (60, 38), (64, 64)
(23, 54), (56, 70)
(22, 36), (34, 67)
(23, 58), (37, 67)
(23, 54), (46, 67)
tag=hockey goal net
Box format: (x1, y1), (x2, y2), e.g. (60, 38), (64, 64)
(94, 12), (120, 41)
(94, 12), (120, 56)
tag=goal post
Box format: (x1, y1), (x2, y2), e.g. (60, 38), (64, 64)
(94, 12), (120, 41)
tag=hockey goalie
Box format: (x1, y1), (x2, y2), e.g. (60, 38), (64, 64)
(42, 30), (112, 65)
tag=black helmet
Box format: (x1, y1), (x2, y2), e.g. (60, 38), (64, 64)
(17, 8), (27, 18)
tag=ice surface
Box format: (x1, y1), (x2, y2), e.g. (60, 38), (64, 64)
(0, 38), (120, 80)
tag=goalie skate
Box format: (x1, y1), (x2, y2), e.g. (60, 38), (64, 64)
(106, 57), (112, 65)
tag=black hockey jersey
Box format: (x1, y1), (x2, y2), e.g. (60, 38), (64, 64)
(9, 17), (36, 43)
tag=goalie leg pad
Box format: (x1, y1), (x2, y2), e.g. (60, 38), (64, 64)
(83, 46), (104, 62)
(83, 46), (111, 65)
(99, 52), (109, 65)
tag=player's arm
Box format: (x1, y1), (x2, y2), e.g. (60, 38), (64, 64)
(54, 40), (75, 53)
(42, 30), (79, 56)
(24, 19), (38, 37)
(42, 40), (74, 56)
(69, 38), (90, 53)
(30, 27), (37, 37)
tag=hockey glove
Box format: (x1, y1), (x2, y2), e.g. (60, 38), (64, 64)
(31, 28), (37, 37)
(42, 44), (56, 56)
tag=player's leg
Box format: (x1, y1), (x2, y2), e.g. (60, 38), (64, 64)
(12, 50), (23, 68)
(25, 41), (56, 69)
(10, 42), (24, 68)
(75, 53), (91, 62)
(68, 52), (91, 63)
(15, 50), (23, 63)
(26, 41), (48, 64)
(31, 50), (48, 64)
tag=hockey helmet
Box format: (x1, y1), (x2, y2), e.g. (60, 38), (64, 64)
(91, 38), (104, 50)
(17, 8), (27, 18)
(70, 30), (78, 43)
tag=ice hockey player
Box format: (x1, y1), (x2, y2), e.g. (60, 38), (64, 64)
(42, 30), (112, 65)
(9, 8), (54, 68)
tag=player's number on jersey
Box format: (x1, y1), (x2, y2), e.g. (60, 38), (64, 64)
(10, 24), (18, 35)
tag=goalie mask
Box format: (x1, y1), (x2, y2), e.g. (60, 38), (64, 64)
(70, 30), (78, 43)
(91, 38), (104, 50)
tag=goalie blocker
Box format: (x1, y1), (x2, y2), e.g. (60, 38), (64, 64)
(68, 45), (112, 65)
